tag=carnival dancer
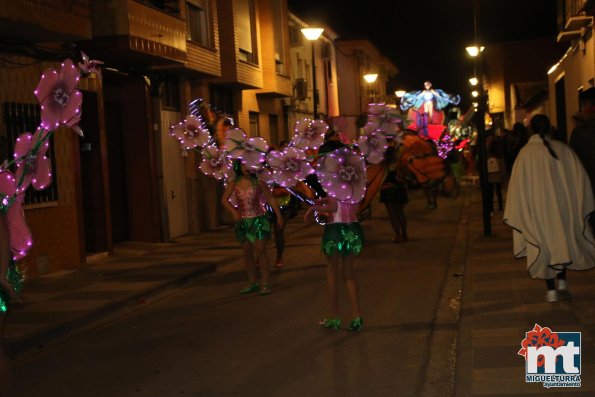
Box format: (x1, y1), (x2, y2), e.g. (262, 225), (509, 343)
(222, 162), (283, 295)
(504, 114), (595, 303)
(380, 146), (408, 242)
(304, 146), (365, 331)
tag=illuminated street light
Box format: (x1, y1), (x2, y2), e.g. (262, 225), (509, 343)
(469, 77), (479, 86)
(395, 90), (406, 98)
(471, 90), (479, 98)
(465, 45), (485, 57)
(301, 27), (324, 119)
(363, 73), (378, 83)
(473, 102), (479, 108)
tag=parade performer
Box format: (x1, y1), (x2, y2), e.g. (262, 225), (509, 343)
(0, 53), (93, 396)
(304, 146), (366, 331)
(380, 146), (408, 242)
(401, 81), (460, 138)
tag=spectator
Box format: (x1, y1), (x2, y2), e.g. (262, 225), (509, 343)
(570, 86), (595, 198)
(486, 139), (507, 214)
(504, 114), (595, 303)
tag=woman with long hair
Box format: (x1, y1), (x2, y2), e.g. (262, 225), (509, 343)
(504, 114), (595, 302)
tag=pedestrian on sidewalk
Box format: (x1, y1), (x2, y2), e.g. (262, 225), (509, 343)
(380, 146), (408, 242)
(486, 138), (507, 214)
(222, 162), (284, 295)
(504, 114), (595, 303)
(570, 87), (595, 231)
(304, 145), (364, 332)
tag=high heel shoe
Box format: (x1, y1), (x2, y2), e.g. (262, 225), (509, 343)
(239, 282), (260, 294)
(319, 318), (341, 330)
(349, 317), (363, 331)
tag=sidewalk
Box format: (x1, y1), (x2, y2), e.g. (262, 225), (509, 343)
(6, 214), (305, 359)
(455, 188), (595, 395)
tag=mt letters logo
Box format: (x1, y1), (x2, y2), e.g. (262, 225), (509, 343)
(518, 324), (581, 388)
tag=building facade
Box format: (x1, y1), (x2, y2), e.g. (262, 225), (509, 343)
(548, 0), (595, 140)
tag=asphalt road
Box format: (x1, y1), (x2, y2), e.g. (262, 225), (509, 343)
(14, 190), (464, 397)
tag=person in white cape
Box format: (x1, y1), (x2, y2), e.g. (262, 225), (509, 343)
(504, 114), (595, 303)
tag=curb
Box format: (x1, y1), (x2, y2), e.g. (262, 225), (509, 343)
(7, 261), (219, 359)
(8, 217), (307, 360)
(418, 186), (472, 396)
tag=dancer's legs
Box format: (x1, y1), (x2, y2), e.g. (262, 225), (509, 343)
(396, 203), (408, 240)
(342, 255), (361, 318)
(326, 254), (340, 317)
(242, 241), (257, 284)
(253, 239), (270, 285)
(384, 202), (401, 238)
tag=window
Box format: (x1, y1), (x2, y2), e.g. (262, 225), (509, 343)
(162, 78), (181, 111)
(209, 85), (235, 115)
(236, 0), (258, 64)
(2, 102), (58, 205)
(249, 111), (259, 136)
(289, 26), (303, 47)
(186, 0), (211, 47)
(271, 0), (285, 74)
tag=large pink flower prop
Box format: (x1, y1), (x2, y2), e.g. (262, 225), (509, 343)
(34, 59), (83, 135)
(266, 147), (314, 188)
(0, 172), (32, 261)
(223, 128), (269, 169)
(357, 130), (388, 164)
(170, 115), (210, 150)
(14, 129), (52, 193)
(199, 145), (232, 180)
(291, 119), (328, 150)
(317, 147), (367, 203)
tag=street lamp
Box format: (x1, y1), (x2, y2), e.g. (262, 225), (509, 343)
(363, 73), (378, 102)
(301, 27), (324, 119)
(469, 77), (479, 86)
(395, 90), (406, 98)
(465, 45), (485, 57)
(471, 90), (479, 98)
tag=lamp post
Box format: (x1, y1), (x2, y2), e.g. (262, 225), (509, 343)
(301, 27), (324, 119)
(363, 73), (378, 102)
(466, 43), (492, 237)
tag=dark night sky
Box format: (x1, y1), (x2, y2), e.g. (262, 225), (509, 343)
(287, 0), (558, 107)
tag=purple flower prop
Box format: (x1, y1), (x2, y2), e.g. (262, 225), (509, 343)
(78, 51), (104, 80)
(317, 147), (367, 204)
(199, 145), (232, 180)
(366, 103), (401, 138)
(14, 129), (52, 193)
(170, 115), (210, 150)
(291, 119), (328, 150)
(357, 130), (388, 164)
(34, 59), (83, 135)
(0, 171), (32, 261)
(223, 128), (269, 170)
(266, 147), (314, 188)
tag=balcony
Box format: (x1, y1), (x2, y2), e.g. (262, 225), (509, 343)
(88, 0), (187, 66)
(0, 0), (91, 42)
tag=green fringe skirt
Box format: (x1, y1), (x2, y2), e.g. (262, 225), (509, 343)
(0, 260), (23, 313)
(235, 215), (271, 244)
(322, 222), (364, 256)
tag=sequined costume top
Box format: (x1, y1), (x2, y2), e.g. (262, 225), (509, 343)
(234, 186), (266, 219)
(328, 201), (358, 224)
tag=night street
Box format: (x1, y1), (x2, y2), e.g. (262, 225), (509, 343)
(13, 191), (465, 397)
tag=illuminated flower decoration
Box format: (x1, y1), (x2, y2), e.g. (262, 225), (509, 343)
(223, 128), (269, 170)
(317, 147), (367, 203)
(34, 59), (83, 135)
(367, 103), (387, 116)
(518, 324), (565, 367)
(170, 115), (210, 150)
(78, 51), (104, 81)
(266, 147), (314, 188)
(291, 118), (328, 150)
(357, 130), (388, 164)
(0, 172), (32, 261)
(199, 145), (232, 180)
(256, 166), (274, 185)
(13, 129), (52, 193)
